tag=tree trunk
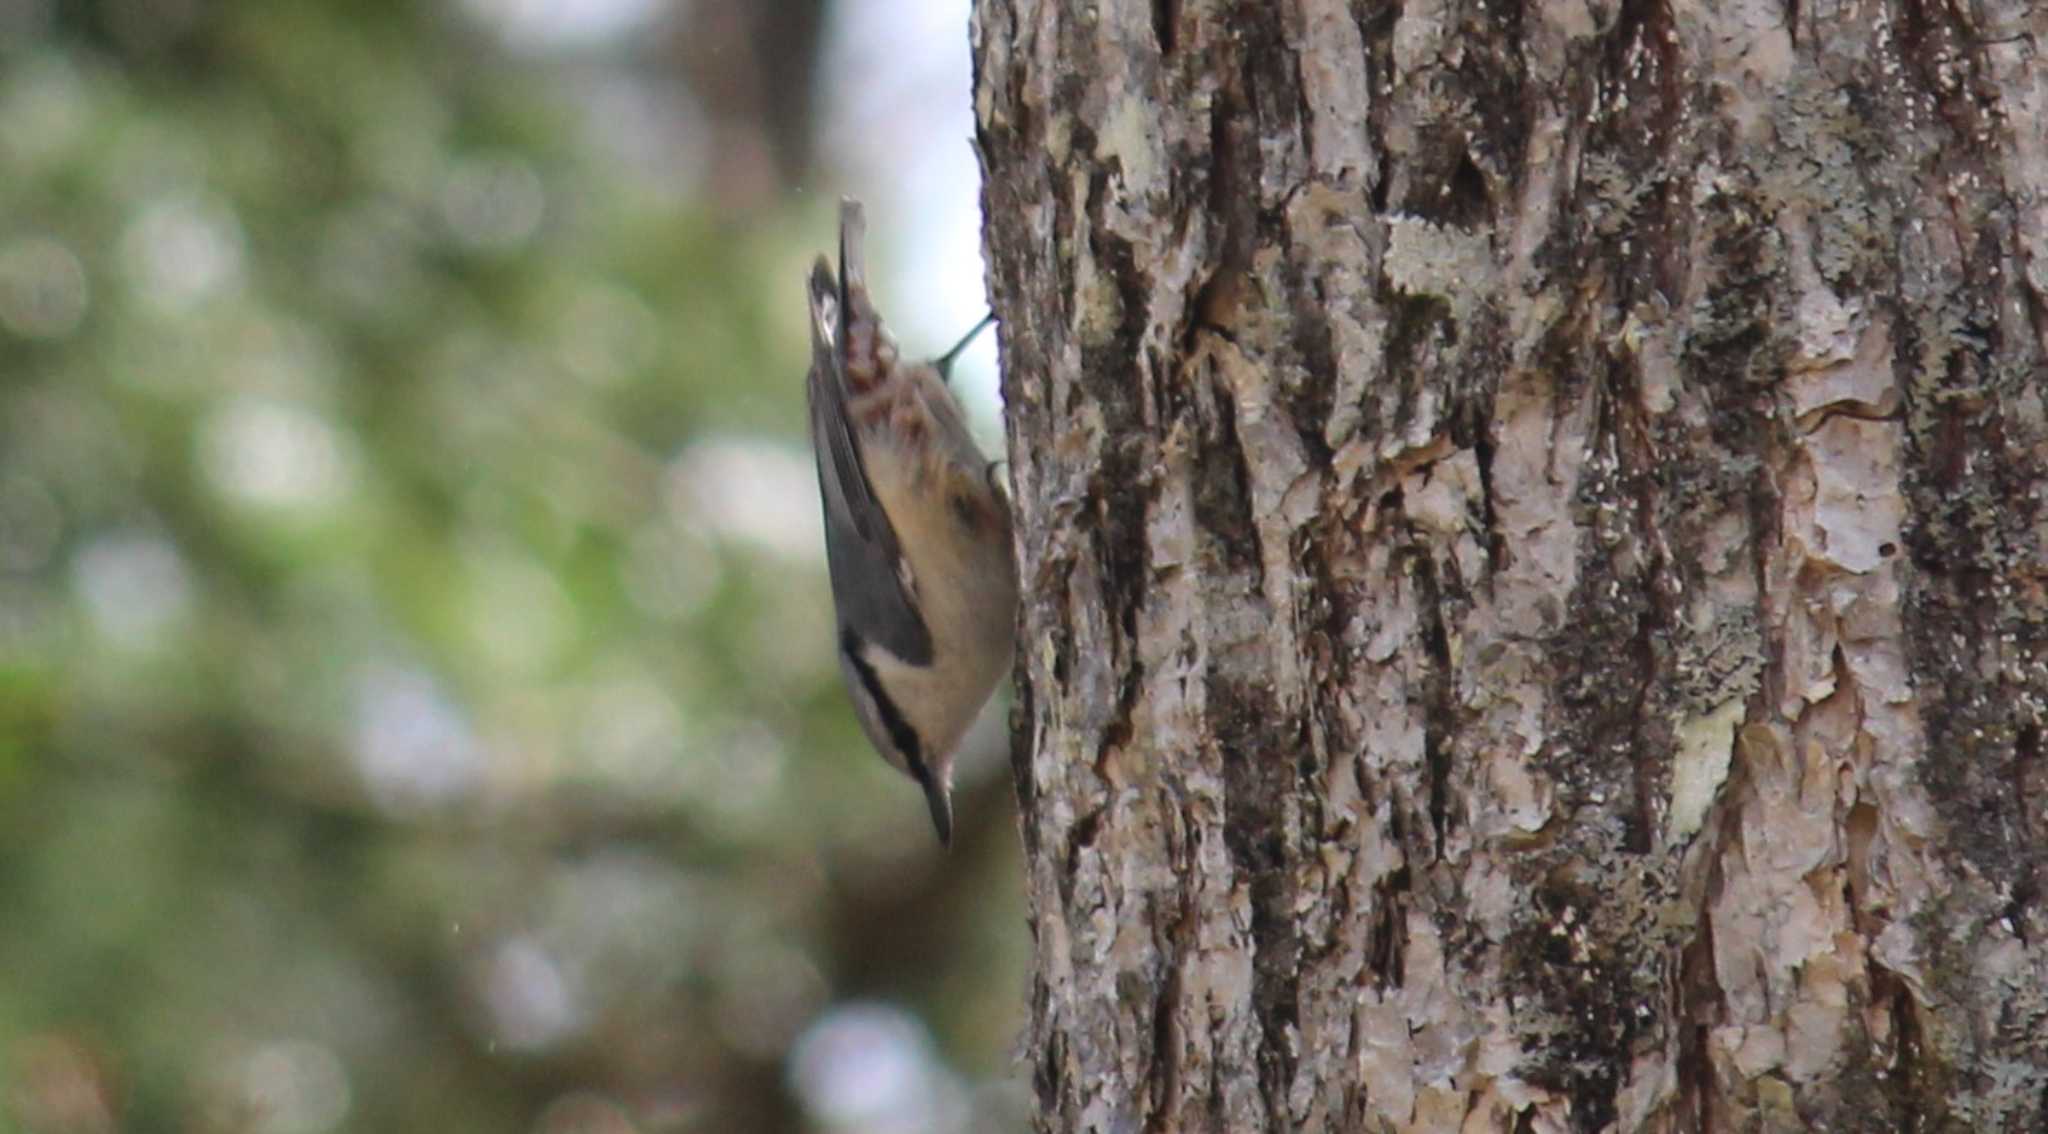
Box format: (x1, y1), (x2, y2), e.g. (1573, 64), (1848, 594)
(971, 0), (2048, 1130)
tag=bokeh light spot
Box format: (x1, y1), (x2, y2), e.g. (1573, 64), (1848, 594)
(788, 1002), (966, 1133)
(120, 195), (245, 311)
(465, 549), (578, 676)
(459, 0), (664, 52)
(71, 531), (192, 647)
(198, 397), (355, 511)
(666, 439), (822, 561)
(234, 1040), (352, 1134)
(351, 665), (485, 815)
(476, 935), (583, 1052)
(580, 674), (687, 791)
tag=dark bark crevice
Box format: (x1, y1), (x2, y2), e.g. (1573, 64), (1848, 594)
(1212, 676), (1303, 1131)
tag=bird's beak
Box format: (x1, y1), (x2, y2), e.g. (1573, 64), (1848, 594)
(920, 773), (954, 848)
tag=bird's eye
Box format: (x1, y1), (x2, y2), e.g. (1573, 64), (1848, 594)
(949, 489), (981, 530)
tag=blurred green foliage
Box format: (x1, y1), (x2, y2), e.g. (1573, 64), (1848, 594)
(0, 2), (1027, 1131)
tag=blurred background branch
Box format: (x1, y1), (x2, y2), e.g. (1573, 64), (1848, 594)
(0, 1), (1025, 1131)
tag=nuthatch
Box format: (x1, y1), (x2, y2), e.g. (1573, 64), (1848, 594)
(806, 200), (1018, 845)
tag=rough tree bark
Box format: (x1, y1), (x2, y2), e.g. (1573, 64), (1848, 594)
(972, 0), (2048, 1130)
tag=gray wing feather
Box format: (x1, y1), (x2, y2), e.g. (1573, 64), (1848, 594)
(807, 211), (934, 666)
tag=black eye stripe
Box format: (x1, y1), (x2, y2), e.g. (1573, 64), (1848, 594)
(839, 626), (929, 777)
